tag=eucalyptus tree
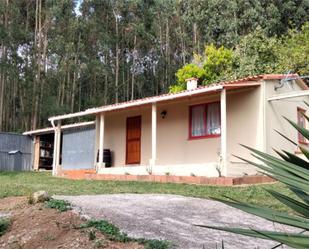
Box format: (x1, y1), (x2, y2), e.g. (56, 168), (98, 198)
(0, 0), (308, 132)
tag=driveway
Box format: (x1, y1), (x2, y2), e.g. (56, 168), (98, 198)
(55, 194), (291, 249)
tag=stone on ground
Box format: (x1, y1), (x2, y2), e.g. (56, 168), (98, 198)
(31, 191), (50, 203)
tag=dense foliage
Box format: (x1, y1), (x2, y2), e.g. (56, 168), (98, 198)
(0, 0), (308, 132)
(173, 23), (309, 91)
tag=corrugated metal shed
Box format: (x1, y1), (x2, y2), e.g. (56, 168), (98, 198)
(61, 126), (95, 170)
(0, 133), (33, 171)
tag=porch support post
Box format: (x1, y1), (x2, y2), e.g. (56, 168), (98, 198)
(98, 112), (105, 167)
(220, 89), (227, 176)
(94, 115), (100, 168)
(52, 128), (58, 176)
(150, 103), (157, 166)
(52, 121), (61, 176)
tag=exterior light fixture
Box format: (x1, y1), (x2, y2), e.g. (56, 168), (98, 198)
(160, 110), (167, 119)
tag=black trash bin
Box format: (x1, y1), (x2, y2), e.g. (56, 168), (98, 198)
(97, 149), (112, 167)
(103, 149), (112, 167)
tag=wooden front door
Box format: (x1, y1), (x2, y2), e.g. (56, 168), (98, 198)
(126, 116), (141, 164)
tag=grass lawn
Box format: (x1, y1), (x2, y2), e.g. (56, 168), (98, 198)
(0, 171), (292, 212)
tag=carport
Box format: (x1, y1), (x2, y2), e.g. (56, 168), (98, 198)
(23, 121), (95, 171)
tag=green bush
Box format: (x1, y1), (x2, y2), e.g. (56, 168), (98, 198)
(144, 239), (170, 249)
(81, 220), (130, 242)
(197, 103), (309, 248)
(0, 218), (10, 236)
(171, 44), (233, 93)
(45, 199), (71, 212)
(202, 44), (233, 83)
(81, 219), (170, 248)
(175, 63), (205, 85)
(169, 84), (186, 94)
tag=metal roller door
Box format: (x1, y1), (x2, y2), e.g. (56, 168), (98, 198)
(61, 127), (95, 169)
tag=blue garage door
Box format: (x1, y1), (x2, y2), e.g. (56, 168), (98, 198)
(62, 127), (95, 169)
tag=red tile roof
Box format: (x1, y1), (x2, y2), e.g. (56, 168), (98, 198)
(49, 74), (304, 121)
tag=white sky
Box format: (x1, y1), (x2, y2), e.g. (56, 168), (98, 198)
(74, 0), (83, 16)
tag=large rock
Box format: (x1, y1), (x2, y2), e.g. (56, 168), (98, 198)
(31, 191), (50, 203)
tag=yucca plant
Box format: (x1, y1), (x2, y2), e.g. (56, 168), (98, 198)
(197, 104), (309, 248)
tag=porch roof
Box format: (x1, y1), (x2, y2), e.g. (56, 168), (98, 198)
(23, 121), (95, 136)
(48, 74), (302, 122)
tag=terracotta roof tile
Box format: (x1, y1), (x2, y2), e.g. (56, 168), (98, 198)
(49, 74), (301, 121)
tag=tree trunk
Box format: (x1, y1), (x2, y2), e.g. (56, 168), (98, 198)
(131, 34), (137, 100)
(104, 74), (107, 105)
(113, 9), (119, 103)
(0, 0), (9, 131)
(0, 46), (6, 131)
(165, 20), (170, 90)
(32, 0), (42, 130)
(39, 15), (49, 127)
(71, 32), (81, 113)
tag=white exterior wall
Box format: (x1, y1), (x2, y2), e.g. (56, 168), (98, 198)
(101, 94), (222, 177)
(265, 80), (309, 156)
(97, 78), (309, 177)
(226, 79), (309, 176)
(104, 107), (152, 167)
(226, 87), (262, 176)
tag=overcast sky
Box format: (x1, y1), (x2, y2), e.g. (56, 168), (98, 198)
(74, 0), (83, 16)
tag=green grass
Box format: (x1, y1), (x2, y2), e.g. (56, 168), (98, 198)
(0, 171), (292, 212)
(80, 219), (170, 249)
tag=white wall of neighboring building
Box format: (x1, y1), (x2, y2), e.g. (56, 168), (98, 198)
(265, 79), (309, 157)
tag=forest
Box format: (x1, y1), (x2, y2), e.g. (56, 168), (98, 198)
(0, 0), (308, 132)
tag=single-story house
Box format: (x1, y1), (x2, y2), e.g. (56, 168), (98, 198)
(35, 74), (309, 178)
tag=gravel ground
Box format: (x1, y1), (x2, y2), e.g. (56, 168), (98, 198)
(0, 212), (10, 218)
(55, 194), (292, 249)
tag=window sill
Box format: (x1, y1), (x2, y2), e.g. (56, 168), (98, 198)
(188, 134), (221, 140)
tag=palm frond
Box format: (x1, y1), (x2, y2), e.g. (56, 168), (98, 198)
(210, 198), (309, 230)
(197, 225), (309, 249)
(198, 116), (309, 248)
(266, 189), (309, 217)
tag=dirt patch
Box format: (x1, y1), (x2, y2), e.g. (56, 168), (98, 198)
(0, 197), (143, 249)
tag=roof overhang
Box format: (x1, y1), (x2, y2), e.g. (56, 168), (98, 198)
(47, 82), (262, 122)
(23, 121), (95, 136)
(49, 85), (225, 121)
(48, 74), (306, 122)
(267, 90), (309, 101)
(223, 82), (261, 90)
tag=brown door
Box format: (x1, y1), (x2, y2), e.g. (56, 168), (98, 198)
(126, 116), (141, 164)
